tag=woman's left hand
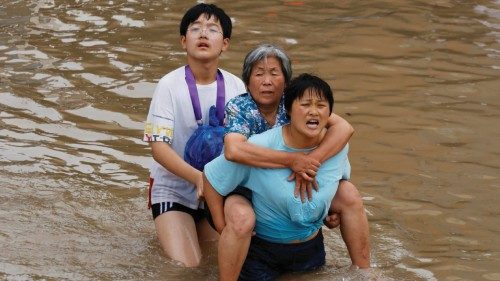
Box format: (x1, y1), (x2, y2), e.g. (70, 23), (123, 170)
(288, 171), (319, 202)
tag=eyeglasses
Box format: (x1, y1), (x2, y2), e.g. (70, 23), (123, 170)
(187, 25), (223, 37)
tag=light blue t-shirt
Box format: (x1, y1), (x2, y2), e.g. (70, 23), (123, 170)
(204, 126), (350, 243)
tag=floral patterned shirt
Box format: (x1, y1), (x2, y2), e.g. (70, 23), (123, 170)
(224, 93), (290, 138)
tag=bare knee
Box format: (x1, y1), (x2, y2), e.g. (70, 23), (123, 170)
(336, 181), (364, 210)
(225, 200), (255, 237)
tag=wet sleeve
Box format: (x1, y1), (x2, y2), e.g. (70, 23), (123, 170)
(204, 154), (250, 196)
(143, 79), (174, 144)
(322, 144), (351, 181)
(342, 158), (351, 180)
(342, 144), (351, 180)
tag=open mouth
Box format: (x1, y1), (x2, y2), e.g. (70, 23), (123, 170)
(260, 89), (277, 96)
(198, 43), (209, 48)
(306, 119), (319, 129)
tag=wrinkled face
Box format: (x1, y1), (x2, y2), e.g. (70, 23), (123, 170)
(181, 14), (229, 61)
(288, 88), (331, 139)
(247, 56), (286, 109)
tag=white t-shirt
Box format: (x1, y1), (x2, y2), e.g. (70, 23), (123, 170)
(143, 66), (246, 209)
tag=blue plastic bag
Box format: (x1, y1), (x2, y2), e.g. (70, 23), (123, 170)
(184, 106), (225, 171)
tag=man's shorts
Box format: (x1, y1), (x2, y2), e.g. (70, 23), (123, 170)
(151, 201), (205, 222)
(148, 177), (205, 222)
(205, 186), (252, 230)
(239, 229), (326, 281)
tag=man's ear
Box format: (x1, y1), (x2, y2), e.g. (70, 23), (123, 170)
(221, 38), (230, 52)
(180, 36), (187, 50)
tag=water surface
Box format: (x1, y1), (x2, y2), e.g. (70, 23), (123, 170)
(1, 1), (499, 280)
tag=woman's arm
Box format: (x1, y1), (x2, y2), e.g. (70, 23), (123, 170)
(224, 133), (320, 180)
(224, 132), (320, 202)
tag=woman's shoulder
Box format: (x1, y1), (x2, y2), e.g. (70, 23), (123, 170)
(226, 93), (258, 113)
(227, 92), (251, 103)
(320, 144), (350, 172)
(248, 127), (282, 148)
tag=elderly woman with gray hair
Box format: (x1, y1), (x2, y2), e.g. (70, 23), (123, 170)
(208, 43), (371, 280)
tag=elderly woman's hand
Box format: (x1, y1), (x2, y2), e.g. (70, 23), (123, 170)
(288, 172), (319, 202)
(287, 153), (320, 202)
(289, 152), (320, 181)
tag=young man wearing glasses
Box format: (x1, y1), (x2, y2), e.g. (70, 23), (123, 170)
(143, 4), (246, 267)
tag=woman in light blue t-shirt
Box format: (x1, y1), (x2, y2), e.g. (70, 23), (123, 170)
(203, 73), (350, 280)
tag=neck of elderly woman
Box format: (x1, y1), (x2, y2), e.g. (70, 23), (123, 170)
(258, 104), (278, 126)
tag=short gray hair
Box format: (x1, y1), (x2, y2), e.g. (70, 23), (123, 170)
(242, 43), (292, 87)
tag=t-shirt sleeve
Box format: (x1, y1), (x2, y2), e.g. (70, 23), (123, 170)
(224, 97), (251, 138)
(341, 144), (351, 180)
(320, 143), (351, 182)
(143, 79), (175, 143)
(342, 158), (351, 180)
(204, 154), (250, 196)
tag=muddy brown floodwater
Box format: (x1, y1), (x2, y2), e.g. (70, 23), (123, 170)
(1, 1), (499, 280)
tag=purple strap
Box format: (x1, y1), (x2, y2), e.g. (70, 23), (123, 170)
(185, 65), (225, 126)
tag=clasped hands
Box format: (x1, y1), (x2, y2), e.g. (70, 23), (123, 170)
(288, 152), (340, 229)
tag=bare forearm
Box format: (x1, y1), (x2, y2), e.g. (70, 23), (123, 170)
(309, 113), (354, 163)
(203, 174), (225, 233)
(151, 142), (200, 185)
(225, 140), (292, 168)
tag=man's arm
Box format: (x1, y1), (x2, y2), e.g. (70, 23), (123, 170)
(150, 142), (203, 197)
(308, 113), (354, 163)
(202, 173), (226, 234)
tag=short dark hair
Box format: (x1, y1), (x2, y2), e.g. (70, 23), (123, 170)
(284, 73), (334, 116)
(179, 4), (232, 39)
